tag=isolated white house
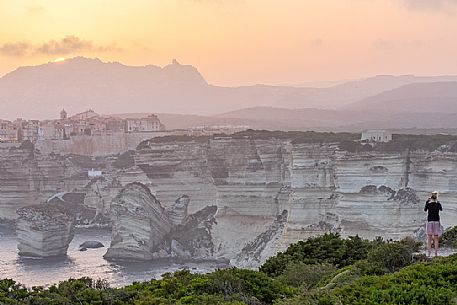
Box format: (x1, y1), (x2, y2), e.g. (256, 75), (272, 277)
(361, 130), (392, 143)
(88, 169), (103, 178)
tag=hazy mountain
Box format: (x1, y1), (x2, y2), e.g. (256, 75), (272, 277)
(0, 57), (209, 120)
(113, 108), (365, 130)
(3, 57), (457, 120)
(113, 106), (457, 132)
(345, 82), (457, 114)
(214, 106), (457, 131)
(215, 107), (372, 128)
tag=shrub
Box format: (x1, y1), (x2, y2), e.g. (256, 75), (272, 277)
(279, 254), (457, 305)
(367, 242), (413, 273)
(399, 235), (422, 252)
(206, 269), (294, 304)
(260, 234), (374, 277)
(276, 262), (336, 289)
(440, 226), (457, 248)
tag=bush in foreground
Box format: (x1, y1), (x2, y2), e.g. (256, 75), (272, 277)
(260, 233), (376, 277)
(277, 255), (457, 305)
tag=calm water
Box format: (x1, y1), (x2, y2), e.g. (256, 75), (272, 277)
(0, 228), (228, 288)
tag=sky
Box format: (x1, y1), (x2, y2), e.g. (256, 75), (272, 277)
(1, 0), (457, 86)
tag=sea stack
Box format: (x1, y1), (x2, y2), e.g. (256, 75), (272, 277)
(104, 182), (172, 261)
(16, 203), (76, 257)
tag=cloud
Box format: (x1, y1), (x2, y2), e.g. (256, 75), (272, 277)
(0, 42), (33, 57)
(0, 36), (121, 57)
(36, 36), (94, 55)
(35, 36), (122, 55)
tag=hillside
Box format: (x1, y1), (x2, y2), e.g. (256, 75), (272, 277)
(113, 107), (457, 131)
(345, 81), (457, 113)
(3, 57), (457, 120)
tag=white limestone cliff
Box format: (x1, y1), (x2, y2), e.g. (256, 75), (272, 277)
(4, 135), (457, 267)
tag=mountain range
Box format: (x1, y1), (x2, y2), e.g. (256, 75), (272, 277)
(1, 57), (457, 131)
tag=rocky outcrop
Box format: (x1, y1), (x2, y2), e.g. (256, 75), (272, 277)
(166, 195), (190, 226)
(233, 210), (289, 268)
(160, 205), (218, 260)
(79, 241), (104, 251)
(104, 181), (220, 261)
(104, 182), (172, 261)
(16, 203), (75, 257)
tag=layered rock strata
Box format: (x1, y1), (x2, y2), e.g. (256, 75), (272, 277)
(233, 210), (289, 268)
(161, 205), (218, 260)
(3, 135), (457, 267)
(16, 203), (75, 257)
(166, 195), (190, 226)
(104, 182), (220, 261)
(104, 182), (172, 261)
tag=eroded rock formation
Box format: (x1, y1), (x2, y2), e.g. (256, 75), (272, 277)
(104, 182), (220, 261)
(104, 182), (172, 261)
(16, 203), (75, 257)
(160, 205), (218, 260)
(234, 210), (289, 268)
(3, 135), (457, 267)
(166, 195), (190, 226)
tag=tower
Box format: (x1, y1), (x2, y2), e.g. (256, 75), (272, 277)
(60, 109), (67, 120)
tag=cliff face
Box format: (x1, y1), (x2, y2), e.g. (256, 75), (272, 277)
(2, 138), (457, 266)
(16, 203), (75, 257)
(0, 147), (65, 220)
(0, 146), (98, 221)
(131, 138), (457, 265)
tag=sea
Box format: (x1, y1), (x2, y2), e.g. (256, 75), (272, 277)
(0, 228), (228, 288)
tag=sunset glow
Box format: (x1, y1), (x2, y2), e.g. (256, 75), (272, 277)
(1, 0), (457, 85)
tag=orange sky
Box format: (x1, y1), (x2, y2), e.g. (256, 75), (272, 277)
(1, 0), (457, 86)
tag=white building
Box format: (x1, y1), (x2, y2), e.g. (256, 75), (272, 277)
(361, 130), (392, 143)
(88, 169), (103, 178)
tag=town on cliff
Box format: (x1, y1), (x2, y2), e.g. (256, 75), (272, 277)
(0, 109), (165, 143)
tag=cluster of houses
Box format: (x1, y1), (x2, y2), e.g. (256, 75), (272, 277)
(0, 109), (165, 143)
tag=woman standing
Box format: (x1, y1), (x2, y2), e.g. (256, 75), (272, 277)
(424, 191), (443, 257)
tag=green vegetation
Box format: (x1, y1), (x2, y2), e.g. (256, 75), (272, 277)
(137, 129), (457, 154)
(3, 232), (457, 304)
(137, 135), (211, 149)
(260, 233), (377, 277)
(229, 130), (360, 144)
(277, 256), (457, 305)
(340, 134), (457, 153)
(378, 134), (457, 152)
(0, 269), (292, 305)
(440, 226), (457, 248)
